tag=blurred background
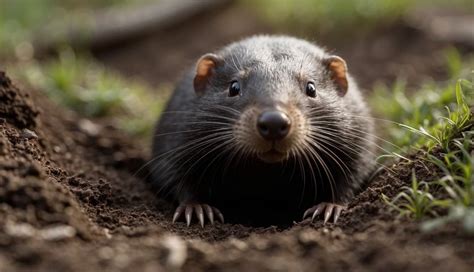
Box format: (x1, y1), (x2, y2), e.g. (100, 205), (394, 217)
(1, 0), (473, 147)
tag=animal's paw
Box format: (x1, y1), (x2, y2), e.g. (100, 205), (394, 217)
(303, 202), (346, 224)
(172, 203), (224, 227)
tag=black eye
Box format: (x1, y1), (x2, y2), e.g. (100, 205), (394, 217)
(229, 81), (241, 97)
(306, 82), (316, 97)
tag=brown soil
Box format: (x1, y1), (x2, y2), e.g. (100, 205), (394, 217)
(2, 4), (473, 272)
(0, 66), (472, 271)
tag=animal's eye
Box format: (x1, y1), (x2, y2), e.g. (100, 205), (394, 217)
(305, 82), (316, 98)
(229, 81), (241, 97)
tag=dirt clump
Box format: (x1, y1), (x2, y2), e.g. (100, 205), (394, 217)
(0, 72), (38, 129)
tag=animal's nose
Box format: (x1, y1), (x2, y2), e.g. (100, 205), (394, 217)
(257, 111), (291, 141)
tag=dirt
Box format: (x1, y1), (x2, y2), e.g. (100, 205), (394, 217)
(1, 3), (473, 271)
(0, 65), (473, 271)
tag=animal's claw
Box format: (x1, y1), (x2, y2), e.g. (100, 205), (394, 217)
(172, 205), (184, 223)
(213, 207), (225, 223)
(203, 204), (214, 225)
(303, 202), (346, 224)
(333, 205), (344, 224)
(172, 203), (224, 227)
(323, 204), (334, 224)
(185, 205), (193, 227)
(311, 205), (324, 221)
(195, 205), (204, 228)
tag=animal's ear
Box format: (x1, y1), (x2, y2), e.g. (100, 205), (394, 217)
(324, 55), (348, 96)
(193, 53), (224, 96)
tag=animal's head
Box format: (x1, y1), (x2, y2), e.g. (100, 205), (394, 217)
(191, 36), (352, 163)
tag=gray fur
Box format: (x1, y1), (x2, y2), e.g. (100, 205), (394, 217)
(151, 35), (375, 223)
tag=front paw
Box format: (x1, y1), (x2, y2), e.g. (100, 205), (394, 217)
(303, 202), (346, 224)
(172, 203), (224, 227)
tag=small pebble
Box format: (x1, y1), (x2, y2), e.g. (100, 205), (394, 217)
(104, 228), (112, 239)
(162, 235), (188, 269)
(21, 128), (38, 139)
(228, 238), (248, 251)
(39, 225), (76, 241)
(5, 222), (36, 238)
(78, 119), (100, 136)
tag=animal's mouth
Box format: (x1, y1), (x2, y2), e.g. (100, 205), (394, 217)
(234, 104), (306, 164)
(257, 148), (288, 163)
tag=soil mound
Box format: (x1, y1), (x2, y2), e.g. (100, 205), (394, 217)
(0, 72), (471, 271)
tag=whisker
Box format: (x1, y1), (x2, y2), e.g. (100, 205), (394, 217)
(307, 110), (399, 125)
(303, 141), (337, 202)
(309, 126), (397, 156)
(141, 129), (233, 180)
(180, 138), (236, 191)
(156, 133), (234, 178)
(309, 139), (354, 187)
(308, 123), (400, 150)
(307, 133), (392, 174)
(155, 134), (234, 197)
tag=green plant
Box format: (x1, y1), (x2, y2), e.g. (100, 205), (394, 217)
(9, 49), (170, 139)
(383, 132), (473, 222)
(0, 0), (151, 58)
(397, 80), (472, 151)
(429, 132), (473, 208)
(243, 0), (473, 36)
(382, 170), (449, 220)
(244, 0), (410, 35)
(421, 205), (474, 233)
(370, 50), (473, 152)
(381, 79), (473, 230)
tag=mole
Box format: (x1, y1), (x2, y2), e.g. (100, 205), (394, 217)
(151, 35), (376, 227)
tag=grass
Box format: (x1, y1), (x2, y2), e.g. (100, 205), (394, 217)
(421, 131), (473, 233)
(1, 0), (165, 139)
(377, 55), (473, 231)
(382, 171), (450, 220)
(243, 0), (409, 35)
(396, 80), (472, 151)
(243, 0), (473, 36)
(370, 50), (474, 152)
(429, 133), (473, 208)
(8, 49), (170, 139)
(0, 0), (151, 58)
(383, 130), (473, 227)
(3, 0), (472, 59)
